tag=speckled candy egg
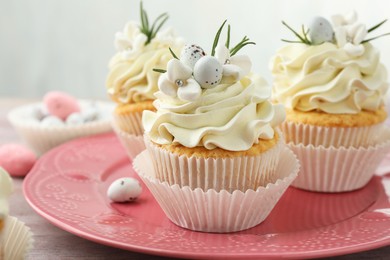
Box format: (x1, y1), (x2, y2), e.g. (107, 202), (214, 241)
(43, 91), (81, 121)
(107, 177), (142, 202)
(193, 56), (223, 89)
(180, 44), (206, 69)
(309, 17), (334, 45)
(66, 113), (84, 125)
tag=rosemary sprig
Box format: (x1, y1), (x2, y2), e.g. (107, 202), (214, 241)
(225, 24), (231, 49)
(139, 1), (169, 45)
(367, 19), (387, 33)
(211, 20), (227, 56)
(281, 21), (312, 45)
(169, 47), (179, 59)
(363, 19), (390, 43)
(230, 36), (255, 56)
(153, 68), (167, 73)
(362, 32), (390, 43)
(211, 20), (255, 57)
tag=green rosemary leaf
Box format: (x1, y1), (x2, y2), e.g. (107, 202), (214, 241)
(229, 36), (249, 55)
(302, 25), (311, 43)
(150, 13), (168, 36)
(225, 24), (231, 49)
(153, 68), (167, 73)
(169, 47), (179, 59)
(211, 20), (227, 56)
(281, 39), (306, 43)
(150, 14), (169, 39)
(362, 32), (390, 43)
(140, 1), (147, 31)
(282, 21), (307, 44)
(142, 9), (149, 31)
(368, 19), (387, 33)
(230, 41), (255, 56)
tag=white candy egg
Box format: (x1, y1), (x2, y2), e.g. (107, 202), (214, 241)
(193, 56), (223, 89)
(180, 44), (206, 69)
(30, 105), (47, 121)
(41, 115), (65, 127)
(81, 106), (98, 122)
(309, 17), (334, 45)
(107, 177), (142, 202)
(66, 112), (85, 125)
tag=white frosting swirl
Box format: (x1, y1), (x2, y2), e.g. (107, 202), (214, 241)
(271, 42), (388, 114)
(106, 24), (184, 104)
(143, 74), (285, 151)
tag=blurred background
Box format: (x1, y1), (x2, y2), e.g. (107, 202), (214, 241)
(1, 0), (390, 100)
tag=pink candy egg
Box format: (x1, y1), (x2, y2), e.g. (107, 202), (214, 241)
(0, 144), (37, 177)
(43, 91), (80, 120)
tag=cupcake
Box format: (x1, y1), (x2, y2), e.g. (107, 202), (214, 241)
(0, 168), (33, 259)
(106, 2), (184, 160)
(8, 91), (113, 156)
(270, 12), (390, 192)
(134, 21), (299, 232)
(0, 168), (13, 248)
(271, 12), (388, 148)
(106, 2), (184, 136)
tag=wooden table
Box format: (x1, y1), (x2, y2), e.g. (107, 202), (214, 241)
(2, 98), (389, 260)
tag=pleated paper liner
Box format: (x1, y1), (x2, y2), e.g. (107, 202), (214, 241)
(112, 109), (144, 136)
(281, 120), (384, 148)
(7, 101), (113, 156)
(1, 216), (33, 260)
(290, 127), (390, 193)
(144, 133), (284, 193)
(112, 122), (145, 160)
(133, 148), (299, 233)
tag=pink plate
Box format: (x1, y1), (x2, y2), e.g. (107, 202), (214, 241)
(23, 133), (390, 259)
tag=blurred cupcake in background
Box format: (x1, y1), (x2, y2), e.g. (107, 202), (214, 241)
(0, 168), (33, 259)
(106, 2), (184, 160)
(270, 11), (390, 192)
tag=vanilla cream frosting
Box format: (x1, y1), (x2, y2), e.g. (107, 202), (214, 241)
(143, 74), (286, 151)
(0, 168), (13, 220)
(271, 42), (388, 114)
(106, 24), (184, 104)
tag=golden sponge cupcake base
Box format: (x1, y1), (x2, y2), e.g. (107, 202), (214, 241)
(156, 131), (280, 158)
(144, 130), (284, 192)
(113, 100), (155, 135)
(286, 107), (387, 127)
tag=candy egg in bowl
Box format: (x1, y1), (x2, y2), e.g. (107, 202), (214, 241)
(7, 91), (114, 156)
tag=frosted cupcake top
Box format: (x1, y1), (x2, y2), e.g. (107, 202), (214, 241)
(106, 3), (184, 104)
(271, 12), (389, 114)
(0, 168), (13, 220)
(143, 21), (285, 151)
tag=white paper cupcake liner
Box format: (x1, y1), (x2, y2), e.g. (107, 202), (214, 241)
(281, 120), (384, 148)
(1, 216), (33, 260)
(113, 109), (144, 136)
(289, 127), (390, 192)
(7, 100), (114, 156)
(144, 133), (284, 193)
(133, 148), (299, 233)
(112, 122), (145, 161)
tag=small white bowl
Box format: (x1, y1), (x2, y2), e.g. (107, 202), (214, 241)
(8, 100), (114, 155)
